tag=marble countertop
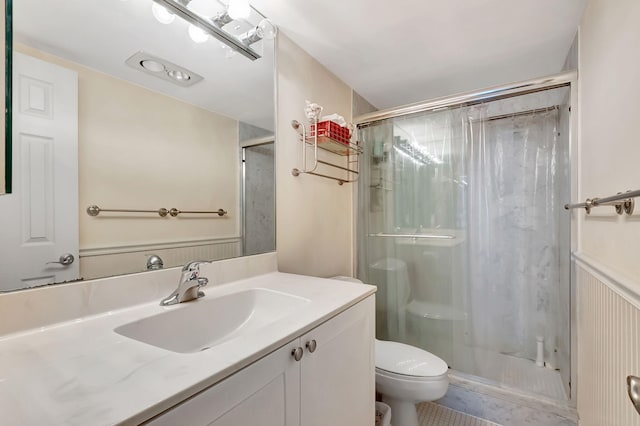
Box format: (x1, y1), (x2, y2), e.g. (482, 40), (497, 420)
(0, 272), (375, 425)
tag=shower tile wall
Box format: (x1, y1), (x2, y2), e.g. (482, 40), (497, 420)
(243, 143), (275, 256)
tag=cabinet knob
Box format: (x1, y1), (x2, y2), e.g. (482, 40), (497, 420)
(292, 347), (304, 361)
(305, 339), (317, 353)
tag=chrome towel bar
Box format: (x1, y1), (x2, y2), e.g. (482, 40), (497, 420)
(369, 233), (455, 240)
(564, 189), (640, 215)
(86, 205), (227, 217)
(168, 208), (227, 217)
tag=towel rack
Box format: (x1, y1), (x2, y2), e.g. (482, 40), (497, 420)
(86, 205), (170, 217)
(86, 205), (228, 217)
(168, 208), (227, 217)
(369, 232), (455, 240)
(564, 189), (640, 215)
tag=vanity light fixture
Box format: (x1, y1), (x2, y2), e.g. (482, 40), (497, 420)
(239, 19), (277, 45)
(151, 0), (274, 61)
(211, 10), (234, 28)
(125, 51), (203, 87)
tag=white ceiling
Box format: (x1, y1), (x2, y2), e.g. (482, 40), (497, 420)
(251, 0), (588, 110)
(14, 0), (275, 131)
(14, 1), (589, 123)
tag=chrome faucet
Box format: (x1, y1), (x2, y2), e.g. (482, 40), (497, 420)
(160, 261), (209, 306)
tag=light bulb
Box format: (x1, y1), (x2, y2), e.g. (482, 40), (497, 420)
(256, 19), (277, 40)
(152, 3), (175, 24)
(228, 0), (250, 20)
(188, 25), (209, 43)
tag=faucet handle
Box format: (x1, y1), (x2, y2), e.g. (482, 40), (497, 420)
(182, 260), (211, 280)
(182, 260), (208, 272)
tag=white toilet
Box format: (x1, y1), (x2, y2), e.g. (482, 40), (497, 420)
(331, 276), (449, 426)
(376, 339), (449, 426)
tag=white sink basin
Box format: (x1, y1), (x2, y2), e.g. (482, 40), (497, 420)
(115, 288), (310, 353)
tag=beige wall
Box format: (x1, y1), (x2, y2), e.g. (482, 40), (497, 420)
(16, 44), (240, 248)
(275, 34), (353, 277)
(577, 0), (640, 423)
(578, 0), (640, 276)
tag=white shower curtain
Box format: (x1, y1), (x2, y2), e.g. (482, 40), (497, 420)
(464, 107), (567, 363)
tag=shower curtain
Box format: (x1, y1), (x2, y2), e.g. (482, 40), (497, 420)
(464, 107), (566, 362)
(357, 94), (570, 372)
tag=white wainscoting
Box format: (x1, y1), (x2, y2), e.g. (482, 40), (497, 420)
(575, 253), (640, 426)
(79, 237), (242, 280)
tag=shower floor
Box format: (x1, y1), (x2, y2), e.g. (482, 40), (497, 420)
(454, 347), (567, 401)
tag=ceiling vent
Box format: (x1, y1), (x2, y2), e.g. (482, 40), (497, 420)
(125, 51), (203, 87)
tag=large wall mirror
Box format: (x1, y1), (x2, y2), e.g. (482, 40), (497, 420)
(0, 0), (276, 292)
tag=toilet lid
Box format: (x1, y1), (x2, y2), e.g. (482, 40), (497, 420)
(375, 340), (448, 377)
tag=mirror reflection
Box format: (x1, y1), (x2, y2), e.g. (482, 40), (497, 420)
(0, 0), (276, 292)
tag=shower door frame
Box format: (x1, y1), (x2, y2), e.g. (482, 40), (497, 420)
(353, 71), (579, 406)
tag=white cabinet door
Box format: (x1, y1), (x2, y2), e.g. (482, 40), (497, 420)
(299, 296), (375, 426)
(145, 341), (301, 426)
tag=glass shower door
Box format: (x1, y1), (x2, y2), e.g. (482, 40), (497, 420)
(357, 86), (571, 401)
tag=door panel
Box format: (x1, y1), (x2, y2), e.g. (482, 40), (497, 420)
(0, 53), (78, 291)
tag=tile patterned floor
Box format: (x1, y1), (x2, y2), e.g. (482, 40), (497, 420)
(453, 347), (567, 401)
(416, 402), (503, 426)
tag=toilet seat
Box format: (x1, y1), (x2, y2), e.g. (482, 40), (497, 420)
(375, 339), (448, 378)
(375, 367), (448, 382)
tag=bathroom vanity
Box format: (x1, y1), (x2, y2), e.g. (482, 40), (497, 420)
(0, 254), (376, 425)
(147, 295), (374, 426)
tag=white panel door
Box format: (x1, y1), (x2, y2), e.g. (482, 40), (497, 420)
(0, 53), (78, 291)
(300, 296), (376, 426)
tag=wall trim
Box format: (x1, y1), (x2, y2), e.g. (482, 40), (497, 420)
(573, 251), (640, 310)
(80, 236), (242, 257)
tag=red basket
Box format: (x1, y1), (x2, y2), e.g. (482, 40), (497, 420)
(310, 120), (352, 145)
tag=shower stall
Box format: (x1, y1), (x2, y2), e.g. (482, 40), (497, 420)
(356, 74), (574, 402)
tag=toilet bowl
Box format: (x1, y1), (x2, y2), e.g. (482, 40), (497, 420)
(375, 339), (449, 426)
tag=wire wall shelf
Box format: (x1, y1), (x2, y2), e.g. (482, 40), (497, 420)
(291, 118), (362, 185)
